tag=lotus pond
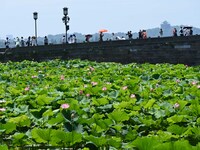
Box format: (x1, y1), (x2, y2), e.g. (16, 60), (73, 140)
(0, 60), (200, 150)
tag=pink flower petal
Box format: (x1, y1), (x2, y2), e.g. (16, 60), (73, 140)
(102, 87), (107, 91)
(130, 94), (136, 98)
(122, 86), (128, 90)
(60, 75), (65, 80)
(0, 108), (6, 111)
(86, 94), (90, 97)
(174, 103), (180, 109)
(25, 87), (30, 91)
(61, 103), (70, 109)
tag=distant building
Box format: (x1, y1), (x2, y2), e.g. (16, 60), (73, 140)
(160, 21), (172, 36)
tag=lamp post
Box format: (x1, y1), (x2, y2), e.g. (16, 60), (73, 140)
(62, 7), (70, 44)
(33, 12), (38, 45)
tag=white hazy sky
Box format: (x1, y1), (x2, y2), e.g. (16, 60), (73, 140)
(0, 0), (200, 38)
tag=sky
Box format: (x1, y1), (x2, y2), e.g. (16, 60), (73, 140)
(0, 0), (200, 39)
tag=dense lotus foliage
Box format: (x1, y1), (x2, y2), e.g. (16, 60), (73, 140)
(0, 60), (199, 149)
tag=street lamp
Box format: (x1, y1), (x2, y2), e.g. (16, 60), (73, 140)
(33, 12), (38, 45)
(62, 7), (70, 44)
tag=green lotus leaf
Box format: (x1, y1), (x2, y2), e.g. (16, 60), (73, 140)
(167, 124), (188, 135)
(108, 90), (119, 99)
(177, 100), (188, 110)
(13, 105), (29, 114)
(48, 112), (64, 125)
(154, 109), (166, 119)
(156, 130), (178, 141)
(12, 133), (31, 146)
(13, 133), (25, 140)
(52, 130), (82, 145)
(132, 137), (160, 150)
(42, 108), (54, 117)
(124, 129), (138, 141)
(191, 127), (200, 140)
(0, 145), (8, 150)
(114, 100), (136, 109)
(8, 115), (31, 127)
(108, 110), (129, 123)
(197, 118), (200, 125)
(144, 99), (156, 109)
(189, 104), (200, 116)
(7, 87), (22, 96)
(92, 97), (109, 106)
(36, 94), (54, 106)
(85, 135), (107, 147)
(154, 140), (192, 150)
(31, 128), (57, 144)
(167, 115), (187, 124)
(95, 118), (113, 129)
(0, 122), (16, 134)
(107, 137), (122, 148)
(30, 108), (47, 119)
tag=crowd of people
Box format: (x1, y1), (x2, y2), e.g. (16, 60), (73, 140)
(3, 26), (195, 48)
(4, 36), (40, 49)
(3, 34), (78, 49)
(173, 27), (193, 37)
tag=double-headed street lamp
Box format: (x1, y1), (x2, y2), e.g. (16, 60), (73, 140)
(33, 12), (38, 45)
(62, 7), (70, 44)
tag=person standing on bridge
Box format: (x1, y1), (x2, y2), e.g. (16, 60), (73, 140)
(62, 35), (66, 44)
(127, 31), (133, 39)
(179, 27), (184, 36)
(99, 32), (104, 42)
(26, 36), (31, 46)
(21, 37), (25, 47)
(159, 28), (163, 37)
(32, 36), (37, 46)
(5, 37), (10, 48)
(15, 37), (20, 47)
(173, 28), (177, 37)
(44, 36), (48, 45)
(138, 30), (142, 39)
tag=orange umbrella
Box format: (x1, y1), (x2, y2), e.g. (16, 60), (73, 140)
(99, 29), (108, 33)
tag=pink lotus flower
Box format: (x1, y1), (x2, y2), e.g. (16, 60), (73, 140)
(31, 75), (37, 78)
(197, 85), (200, 89)
(150, 88), (154, 92)
(60, 75), (65, 80)
(102, 87), (107, 91)
(173, 103), (180, 109)
(192, 81), (197, 85)
(89, 67), (95, 71)
(122, 86), (128, 90)
(25, 87), (30, 91)
(86, 94), (90, 97)
(130, 94), (136, 98)
(0, 108), (6, 111)
(91, 82), (98, 86)
(176, 79), (180, 83)
(79, 90), (83, 95)
(61, 103), (70, 109)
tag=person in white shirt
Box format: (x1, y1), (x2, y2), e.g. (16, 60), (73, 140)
(15, 37), (20, 47)
(5, 37), (10, 48)
(62, 35), (66, 44)
(31, 36), (37, 46)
